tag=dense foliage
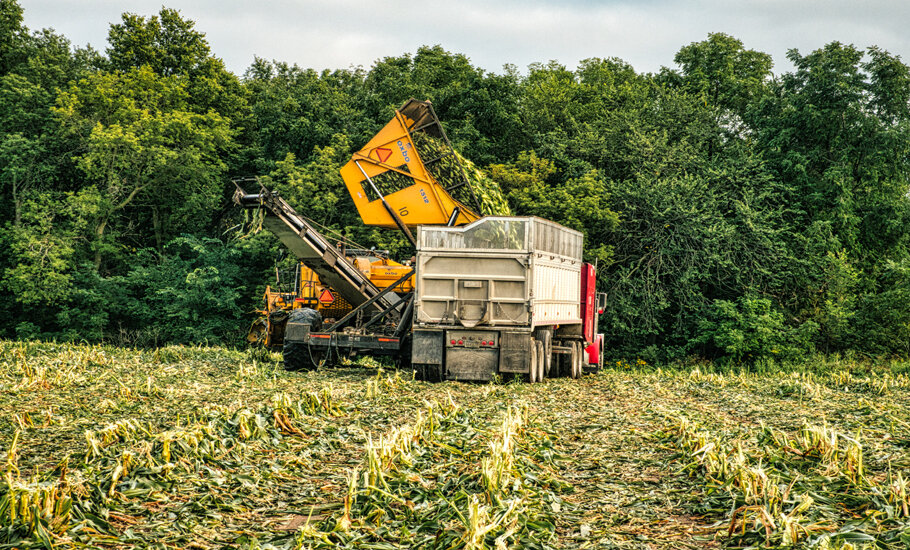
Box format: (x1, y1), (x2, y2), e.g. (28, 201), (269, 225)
(2, 2), (909, 362)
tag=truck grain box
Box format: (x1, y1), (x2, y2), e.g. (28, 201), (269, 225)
(411, 216), (591, 381)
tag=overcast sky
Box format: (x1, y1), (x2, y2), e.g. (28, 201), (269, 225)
(19, 0), (910, 77)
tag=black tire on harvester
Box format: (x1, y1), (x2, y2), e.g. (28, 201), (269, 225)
(266, 308), (290, 349)
(282, 308), (325, 372)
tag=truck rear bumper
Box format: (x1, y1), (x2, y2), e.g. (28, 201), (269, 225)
(412, 327), (532, 381)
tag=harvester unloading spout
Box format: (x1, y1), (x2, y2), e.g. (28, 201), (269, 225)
(339, 99), (484, 240)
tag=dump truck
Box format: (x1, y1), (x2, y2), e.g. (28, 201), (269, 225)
(412, 216), (603, 381)
(235, 99), (605, 381)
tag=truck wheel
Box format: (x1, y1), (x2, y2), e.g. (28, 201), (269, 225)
(540, 330), (553, 377)
(555, 342), (570, 377)
(287, 307), (322, 330)
(535, 340), (546, 382)
(415, 363), (442, 382)
(574, 342), (584, 378)
(533, 328), (553, 377)
(283, 341), (314, 371)
(529, 340), (538, 383)
(569, 343), (580, 379)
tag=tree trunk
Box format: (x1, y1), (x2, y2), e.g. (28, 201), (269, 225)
(152, 206), (163, 254)
(94, 217), (108, 272)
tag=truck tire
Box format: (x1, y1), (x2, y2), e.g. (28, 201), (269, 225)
(535, 340), (546, 382)
(573, 342), (584, 379)
(282, 308), (325, 372)
(529, 340), (539, 383)
(533, 328), (553, 378)
(283, 341), (313, 371)
(556, 342), (570, 378)
(287, 307), (322, 331)
(569, 343), (580, 379)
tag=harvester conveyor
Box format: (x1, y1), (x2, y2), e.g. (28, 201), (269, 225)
(233, 180), (399, 316)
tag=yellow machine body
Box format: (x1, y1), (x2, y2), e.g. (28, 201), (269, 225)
(250, 100), (479, 347)
(351, 256), (415, 294)
(340, 100), (480, 228)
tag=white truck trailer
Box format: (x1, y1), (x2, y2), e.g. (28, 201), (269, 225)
(411, 216), (601, 382)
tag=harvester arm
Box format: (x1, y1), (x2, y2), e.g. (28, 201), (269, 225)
(233, 181), (399, 315)
(340, 99), (483, 231)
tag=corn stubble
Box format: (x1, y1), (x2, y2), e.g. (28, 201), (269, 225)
(2, 341), (909, 548)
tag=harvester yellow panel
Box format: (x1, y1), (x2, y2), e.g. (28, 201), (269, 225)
(340, 100), (481, 228)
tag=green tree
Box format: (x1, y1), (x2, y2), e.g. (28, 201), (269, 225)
(244, 59), (370, 164)
(696, 296), (816, 364)
(54, 66), (234, 270)
(749, 43), (910, 252)
(2, 193), (76, 307)
(107, 8), (209, 76)
(670, 33), (772, 115)
(0, 133), (50, 225)
(748, 43), (910, 353)
(107, 7), (249, 130)
(601, 154), (798, 358)
(0, 0), (24, 74)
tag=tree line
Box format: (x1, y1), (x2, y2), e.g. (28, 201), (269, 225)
(2, 1), (909, 363)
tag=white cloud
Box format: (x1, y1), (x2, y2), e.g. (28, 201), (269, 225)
(19, 0), (910, 77)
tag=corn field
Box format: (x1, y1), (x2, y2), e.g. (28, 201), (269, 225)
(2, 342), (910, 549)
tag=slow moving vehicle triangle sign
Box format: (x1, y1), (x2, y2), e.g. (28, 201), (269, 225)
(318, 288), (335, 305)
(373, 147), (392, 163)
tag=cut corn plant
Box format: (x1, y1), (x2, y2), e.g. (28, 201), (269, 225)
(3, 340), (910, 548)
